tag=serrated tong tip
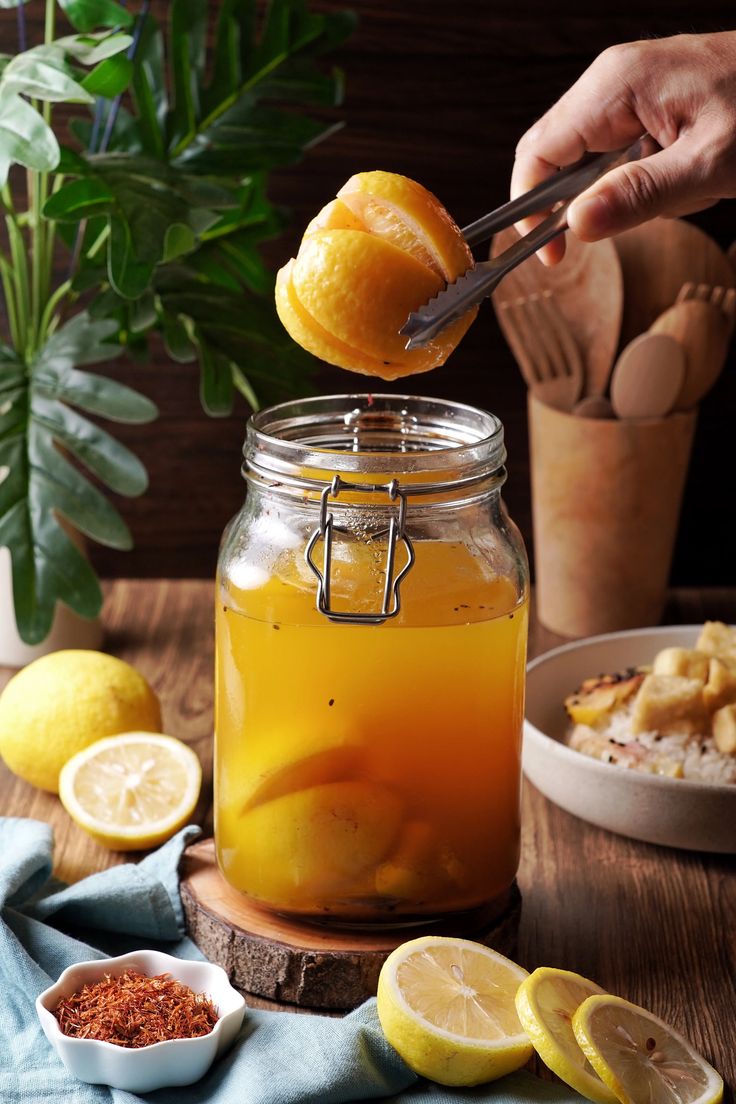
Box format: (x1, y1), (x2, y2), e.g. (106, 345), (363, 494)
(400, 267), (488, 349)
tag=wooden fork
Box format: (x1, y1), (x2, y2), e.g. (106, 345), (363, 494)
(499, 290), (584, 412)
(676, 282), (736, 336)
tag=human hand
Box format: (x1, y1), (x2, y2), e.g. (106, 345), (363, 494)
(511, 31), (736, 264)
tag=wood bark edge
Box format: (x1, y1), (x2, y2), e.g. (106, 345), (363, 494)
(180, 839), (522, 1011)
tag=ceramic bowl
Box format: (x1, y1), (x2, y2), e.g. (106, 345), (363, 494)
(523, 625), (736, 853)
(36, 949), (246, 1093)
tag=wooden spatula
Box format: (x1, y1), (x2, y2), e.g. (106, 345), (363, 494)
(612, 218), (735, 346)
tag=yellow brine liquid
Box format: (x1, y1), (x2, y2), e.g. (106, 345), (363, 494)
(215, 536), (528, 924)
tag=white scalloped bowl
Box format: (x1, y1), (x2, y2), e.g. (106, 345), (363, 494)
(36, 949), (246, 1093)
(523, 625), (736, 853)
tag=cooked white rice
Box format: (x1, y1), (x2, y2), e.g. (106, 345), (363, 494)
(568, 700), (736, 785)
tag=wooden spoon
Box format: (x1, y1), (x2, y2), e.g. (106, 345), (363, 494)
(491, 226), (623, 398)
(649, 299), (732, 410)
(612, 218), (735, 347)
(610, 332), (686, 420)
(573, 394), (615, 419)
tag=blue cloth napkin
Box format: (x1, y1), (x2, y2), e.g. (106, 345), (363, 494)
(0, 817), (585, 1103)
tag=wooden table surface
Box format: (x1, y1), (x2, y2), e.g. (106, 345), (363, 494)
(1, 581), (734, 1100)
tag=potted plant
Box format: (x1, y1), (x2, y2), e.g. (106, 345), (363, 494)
(0, 0), (354, 660)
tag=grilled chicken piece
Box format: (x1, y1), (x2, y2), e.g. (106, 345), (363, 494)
(712, 704), (736, 755)
(631, 674), (706, 736)
(652, 647), (709, 682)
(695, 621), (736, 660)
(564, 669), (646, 726)
(703, 656), (736, 714)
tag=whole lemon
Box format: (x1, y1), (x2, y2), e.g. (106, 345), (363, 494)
(0, 650), (162, 793)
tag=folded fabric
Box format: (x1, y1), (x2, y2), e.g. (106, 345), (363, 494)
(0, 817), (584, 1104)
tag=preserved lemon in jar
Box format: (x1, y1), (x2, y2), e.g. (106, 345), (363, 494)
(215, 395), (528, 927)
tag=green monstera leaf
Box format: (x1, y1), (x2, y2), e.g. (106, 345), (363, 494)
(0, 315), (157, 644)
(58, 0), (355, 408)
(0, 0), (355, 645)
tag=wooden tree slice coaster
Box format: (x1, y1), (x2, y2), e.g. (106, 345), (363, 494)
(180, 838), (522, 1011)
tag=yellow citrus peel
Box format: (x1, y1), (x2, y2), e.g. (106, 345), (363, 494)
(376, 936), (532, 1086)
(275, 171), (477, 379)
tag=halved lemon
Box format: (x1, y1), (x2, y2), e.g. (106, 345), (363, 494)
(275, 171), (477, 380)
(376, 936), (533, 1086)
(572, 994), (724, 1104)
(515, 967), (617, 1103)
(59, 732), (201, 851)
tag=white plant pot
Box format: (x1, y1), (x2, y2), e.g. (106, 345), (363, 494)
(0, 547), (103, 668)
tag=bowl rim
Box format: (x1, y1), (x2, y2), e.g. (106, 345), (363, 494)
(525, 623), (736, 798)
(36, 948), (246, 1057)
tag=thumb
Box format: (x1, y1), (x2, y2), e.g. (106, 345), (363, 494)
(567, 143), (706, 240)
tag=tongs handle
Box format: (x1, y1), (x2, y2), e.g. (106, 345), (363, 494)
(400, 133), (659, 349)
(461, 133), (659, 247)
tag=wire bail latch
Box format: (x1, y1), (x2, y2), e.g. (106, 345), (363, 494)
(305, 475), (416, 624)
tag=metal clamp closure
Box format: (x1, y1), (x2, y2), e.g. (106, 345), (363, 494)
(305, 475), (415, 625)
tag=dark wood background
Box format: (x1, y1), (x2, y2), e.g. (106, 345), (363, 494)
(8, 2), (736, 582)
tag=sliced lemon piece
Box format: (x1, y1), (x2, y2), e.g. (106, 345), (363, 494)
(290, 230), (443, 359)
(515, 967), (617, 1103)
(275, 171), (477, 379)
(572, 994), (724, 1104)
(59, 732), (201, 851)
(303, 197), (364, 237)
(275, 258), (403, 378)
(377, 936), (533, 1087)
(337, 170), (473, 280)
(230, 781), (402, 907)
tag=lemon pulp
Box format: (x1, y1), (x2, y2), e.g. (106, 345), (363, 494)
(573, 994), (724, 1104)
(515, 967), (617, 1104)
(59, 732), (201, 851)
(377, 936), (532, 1087)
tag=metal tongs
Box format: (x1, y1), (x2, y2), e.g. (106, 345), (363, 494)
(401, 133), (660, 349)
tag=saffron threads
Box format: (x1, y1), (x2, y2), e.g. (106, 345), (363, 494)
(53, 969), (219, 1048)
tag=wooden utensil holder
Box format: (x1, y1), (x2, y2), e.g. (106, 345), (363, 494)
(528, 394), (697, 637)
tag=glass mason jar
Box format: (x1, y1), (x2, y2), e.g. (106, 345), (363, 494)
(215, 394), (529, 927)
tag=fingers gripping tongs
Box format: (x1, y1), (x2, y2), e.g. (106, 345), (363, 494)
(400, 134), (659, 349)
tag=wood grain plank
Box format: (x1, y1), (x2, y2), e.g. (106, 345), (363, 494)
(1, 585), (735, 1090)
(517, 787), (736, 1094)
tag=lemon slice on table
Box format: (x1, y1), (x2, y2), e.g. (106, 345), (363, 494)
(376, 936), (533, 1087)
(572, 993), (724, 1104)
(59, 733), (201, 851)
(515, 967), (618, 1104)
